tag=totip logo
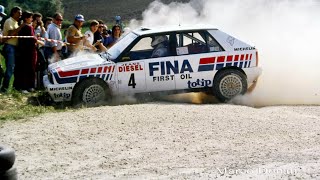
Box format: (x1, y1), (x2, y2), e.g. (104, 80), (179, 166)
(188, 79), (212, 88)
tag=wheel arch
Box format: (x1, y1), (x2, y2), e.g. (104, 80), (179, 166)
(72, 77), (110, 98)
(213, 66), (247, 81)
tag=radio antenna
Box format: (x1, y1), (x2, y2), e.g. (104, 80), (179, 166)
(178, 7), (181, 26)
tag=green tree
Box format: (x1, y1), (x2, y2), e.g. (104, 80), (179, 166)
(0, 0), (64, 18)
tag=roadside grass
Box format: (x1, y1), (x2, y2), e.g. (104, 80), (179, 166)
(0, 53), (69, 122)
(0, 91), (45, 121)
(0, 90), (67, 122)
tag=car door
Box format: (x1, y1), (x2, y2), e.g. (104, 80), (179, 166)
(174, 31), (225, 90)
(116, 60), (146, 94)
(118, 34), (176, 93)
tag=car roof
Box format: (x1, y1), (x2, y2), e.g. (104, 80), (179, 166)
(132, 24), (218, 36)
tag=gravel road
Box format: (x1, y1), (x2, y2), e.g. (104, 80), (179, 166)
(1, 99), (320, 179)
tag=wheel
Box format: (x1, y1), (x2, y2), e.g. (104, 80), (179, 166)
(0, 145), (15, 173)
(0, 167), (18, 180)
(213, 69), (247, 102)
(72, 78), (110, 107)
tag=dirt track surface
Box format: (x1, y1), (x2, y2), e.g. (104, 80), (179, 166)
(1, 102), (320, 179)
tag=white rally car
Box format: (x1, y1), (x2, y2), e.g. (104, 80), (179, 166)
(43, 25), (261, 106)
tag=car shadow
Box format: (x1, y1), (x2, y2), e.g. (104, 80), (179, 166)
(28, 92), (220, 110)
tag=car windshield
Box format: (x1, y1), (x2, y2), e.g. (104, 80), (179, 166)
(107, 32), (138, 61)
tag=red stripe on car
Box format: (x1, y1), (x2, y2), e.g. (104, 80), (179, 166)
(234, 55), (239, 61)
(90, 68), (97, 74)
(240, 54), (245, 61)
(103, 66), (108, 73)
(199, 57), (215, 64)
(97, 67), (103, 73)
(217, 56), (225, 63)
(57, 68), (80, 77)
(81, 69), (89, 75)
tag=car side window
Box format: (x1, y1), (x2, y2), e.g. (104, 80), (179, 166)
(176, 31), (223, 55)
(176, 32), (207, 55)
(120, 34), (173, 62)
(206, 33), (223, 52)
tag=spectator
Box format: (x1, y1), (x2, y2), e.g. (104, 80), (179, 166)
(44, 13), (63, 62)
(32, 12), (46, 38)
(0, 5), (6, 33)
(43, 17), (53, 30)
(93, 20), (107, 52)
(0, 5), (6, 85)
(84, 20), (99, 52)
(115, 15), (125, 33)
(104, 25), (121, 49)
(66, 14), (85, 56)
(102, 26), (109, 46)
(32, 13), (47, 89)
(0, 6), (24, 93)
(93, 20), (104, 45)
(61, 29), (68, 58)
(14, 11), (43, 93)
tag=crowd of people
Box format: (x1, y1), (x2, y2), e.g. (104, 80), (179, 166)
(0, 5), (125, 94)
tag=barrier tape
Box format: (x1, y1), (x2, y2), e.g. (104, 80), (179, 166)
(0, 35), (76, 46)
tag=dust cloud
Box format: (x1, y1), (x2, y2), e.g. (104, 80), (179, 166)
(129, 0), (320, 106)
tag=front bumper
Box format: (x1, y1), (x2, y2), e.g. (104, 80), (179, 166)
(43, 75), (75, 102)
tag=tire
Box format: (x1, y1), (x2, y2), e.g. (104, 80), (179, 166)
(0, 167), (18, 180)
(72, 78), (110, 107)
(213, 69), (247, 102)
(0, 145), (15, 173)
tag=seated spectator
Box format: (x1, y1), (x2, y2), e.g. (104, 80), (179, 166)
(104, 25), (121, 48)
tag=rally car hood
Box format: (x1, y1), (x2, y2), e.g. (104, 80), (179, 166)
(49, 53), (113, 72)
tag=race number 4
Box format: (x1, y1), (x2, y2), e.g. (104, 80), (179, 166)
(128, 73), (136, 88)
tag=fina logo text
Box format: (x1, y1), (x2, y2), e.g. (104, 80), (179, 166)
(149, 59), (193, 76)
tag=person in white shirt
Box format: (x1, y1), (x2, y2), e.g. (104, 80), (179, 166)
(84, 20), (99, 52)
(44, 13), (63, 62)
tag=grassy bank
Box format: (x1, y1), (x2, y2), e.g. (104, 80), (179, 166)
(0, 53), (66, 122)
(0, 91), (59, 121)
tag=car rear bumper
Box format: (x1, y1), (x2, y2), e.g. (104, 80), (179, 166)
(243, 67), (262, 92)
